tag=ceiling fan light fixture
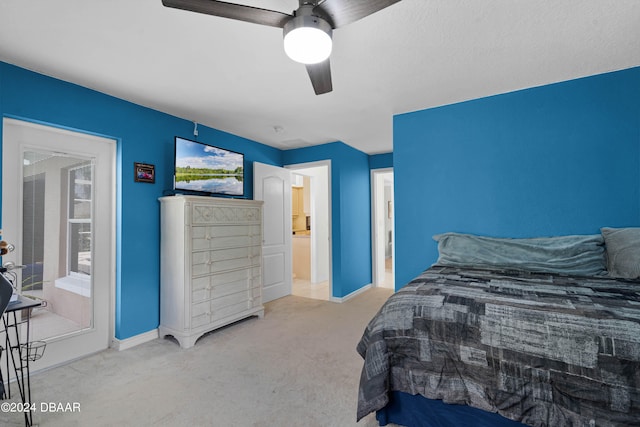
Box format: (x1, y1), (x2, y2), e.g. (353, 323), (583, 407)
(283, 15), (332, 65)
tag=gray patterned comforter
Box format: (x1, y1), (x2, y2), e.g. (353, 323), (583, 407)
(356, 266), (640, 426)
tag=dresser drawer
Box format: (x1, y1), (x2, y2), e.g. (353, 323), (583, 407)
(191, 204), (261, 226)
(191, 291), (255, 328)
(192, 267), (261, 303)
(192, 225), (261, 250)
(192, 246), (260, 276)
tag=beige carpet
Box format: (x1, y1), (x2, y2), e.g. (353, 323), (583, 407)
(1, 287), (394, 427)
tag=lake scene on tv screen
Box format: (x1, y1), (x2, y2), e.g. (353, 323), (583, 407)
(175, 138), (243, 196)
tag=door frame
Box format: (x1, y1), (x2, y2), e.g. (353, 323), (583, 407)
(285, 160), (333, 299)
(371, 168), (394, 289)
(2, 117), (116, 369)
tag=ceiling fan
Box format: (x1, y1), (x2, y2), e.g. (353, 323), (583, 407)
(161, 0), (403, 95)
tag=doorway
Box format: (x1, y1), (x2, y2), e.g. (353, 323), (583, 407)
(2, 118), (116, 372)
(372, 169), (394, 289)
(286, 162), (331, 301)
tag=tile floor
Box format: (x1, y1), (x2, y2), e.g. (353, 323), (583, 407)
(292, 256), (394, 301)
(292, 278), (330, 300)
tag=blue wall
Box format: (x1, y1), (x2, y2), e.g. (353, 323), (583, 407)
(369, 152), (393, 169)
(283, 142), (372, 298)
(394, 67), (640, 288)
(0, 62), (282, 339)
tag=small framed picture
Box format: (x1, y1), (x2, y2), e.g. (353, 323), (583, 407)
(134, 162), (155, 183)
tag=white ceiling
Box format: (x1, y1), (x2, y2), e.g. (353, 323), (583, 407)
(1, 0), (639, 154)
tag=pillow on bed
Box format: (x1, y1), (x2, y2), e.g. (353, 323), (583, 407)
(601, 227), (640, 279)
(433, 232), (607, 276)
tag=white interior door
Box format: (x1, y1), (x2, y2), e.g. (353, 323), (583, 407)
(253, 162), (292, 302)
(2, 118), (115, 371)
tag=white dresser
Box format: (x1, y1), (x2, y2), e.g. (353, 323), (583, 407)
(159, 195), (264, 348)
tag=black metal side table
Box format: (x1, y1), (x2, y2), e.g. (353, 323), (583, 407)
(1, 296), (43, 427)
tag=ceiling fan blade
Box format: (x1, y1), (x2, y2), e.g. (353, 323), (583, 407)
(162, 0), (292, 28)
(314, 0), (402, 28)
(306, 60), (333, 95)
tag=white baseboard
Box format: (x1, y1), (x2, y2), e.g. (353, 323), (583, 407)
(111, 329), (159, 351)
(330, 283), (372, 303)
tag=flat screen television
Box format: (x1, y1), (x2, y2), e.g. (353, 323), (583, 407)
(173, 136), (244, 197)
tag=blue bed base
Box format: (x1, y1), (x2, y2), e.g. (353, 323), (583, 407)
(376, 391), (528, 427)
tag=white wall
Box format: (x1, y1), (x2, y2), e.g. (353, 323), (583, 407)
(372, 169), (394, 289)
(384, 181), (393, 258)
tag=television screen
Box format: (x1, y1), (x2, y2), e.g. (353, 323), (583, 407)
(174, 136), (244, 197)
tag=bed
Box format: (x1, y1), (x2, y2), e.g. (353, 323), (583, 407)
(356, 228), (640, 426)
